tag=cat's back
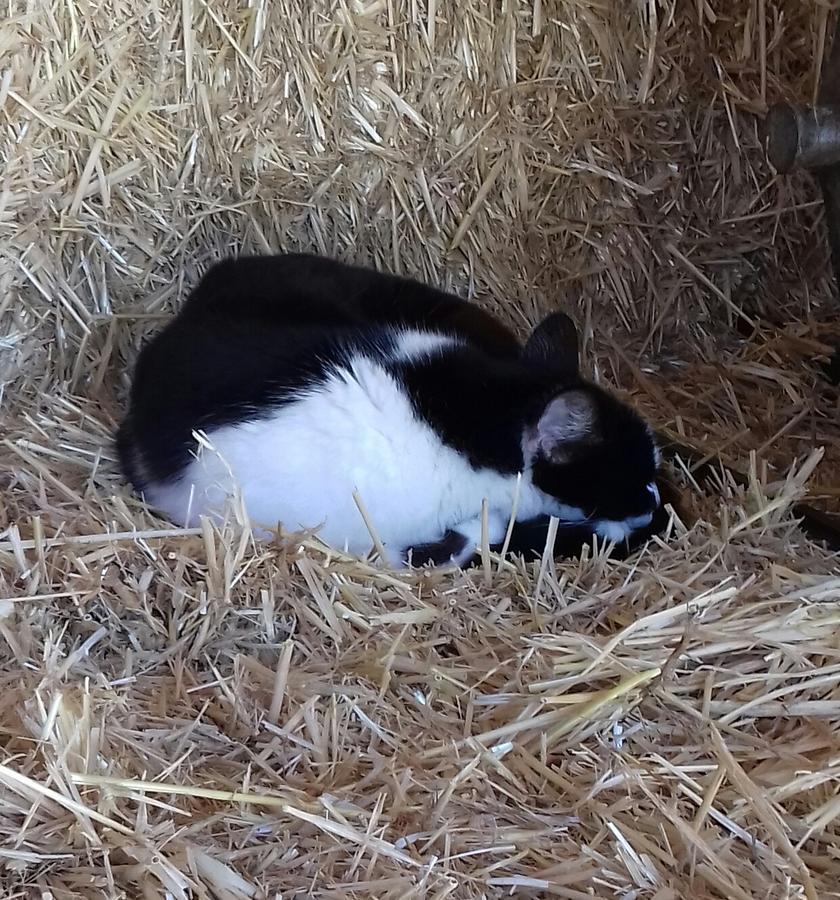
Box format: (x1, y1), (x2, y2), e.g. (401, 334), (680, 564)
(181, 253), (522, 357)
(178, 253), (375, 326)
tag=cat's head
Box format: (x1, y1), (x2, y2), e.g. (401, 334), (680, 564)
(521, 313), (661, 543)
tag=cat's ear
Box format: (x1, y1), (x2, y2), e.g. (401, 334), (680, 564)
(524, 390), (598, 462)
(522, 312), (579, 375)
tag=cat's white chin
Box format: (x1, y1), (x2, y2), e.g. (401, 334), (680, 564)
(593, 512), (653, 543)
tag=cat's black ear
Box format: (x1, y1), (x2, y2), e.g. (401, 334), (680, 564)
(524, 389), (598, 463)
(522, 312), (579, 374)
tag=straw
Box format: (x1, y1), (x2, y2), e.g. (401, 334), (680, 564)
(1, 1), (840, 897)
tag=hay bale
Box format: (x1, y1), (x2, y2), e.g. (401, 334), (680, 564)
(1, 1), (839, 897)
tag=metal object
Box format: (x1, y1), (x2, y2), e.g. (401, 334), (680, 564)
(816, 13), (840, 291)
(765, 104), (840, 173)
(764, 92), (840, 312)
(764, 14), (840, 288)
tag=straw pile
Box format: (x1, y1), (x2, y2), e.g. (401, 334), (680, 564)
(2, 1), (840, 897)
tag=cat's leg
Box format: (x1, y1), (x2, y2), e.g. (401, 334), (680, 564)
(407, 511), (510, 568)
(406, 529), (471, 567)
(447, 511), (510, 565)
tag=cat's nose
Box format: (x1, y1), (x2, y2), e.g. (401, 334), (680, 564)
(647, 481), (660, 507)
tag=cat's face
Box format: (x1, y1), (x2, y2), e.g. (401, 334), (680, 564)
(524, 386), (661, 541)
(520, 313), (661, 543)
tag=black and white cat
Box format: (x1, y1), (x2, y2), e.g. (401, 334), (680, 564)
(117, 254), (662, 567)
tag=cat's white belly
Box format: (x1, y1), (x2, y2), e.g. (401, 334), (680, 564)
(144, 355), (542, 557)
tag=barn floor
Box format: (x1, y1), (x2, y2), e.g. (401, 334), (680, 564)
(1, 2), (840, 898)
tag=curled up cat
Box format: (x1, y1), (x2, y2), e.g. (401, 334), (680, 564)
(117, 254), (662, 567)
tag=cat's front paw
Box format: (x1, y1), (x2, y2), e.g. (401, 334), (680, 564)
(405, 529), (470, 567)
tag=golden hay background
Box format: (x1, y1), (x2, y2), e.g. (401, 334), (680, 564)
(2, 1), (840, 898)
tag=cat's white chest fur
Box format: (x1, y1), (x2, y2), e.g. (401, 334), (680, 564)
(144, 349), (546, 560)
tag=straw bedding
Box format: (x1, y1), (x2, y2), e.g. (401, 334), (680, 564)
(2, 1), (840, 897)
